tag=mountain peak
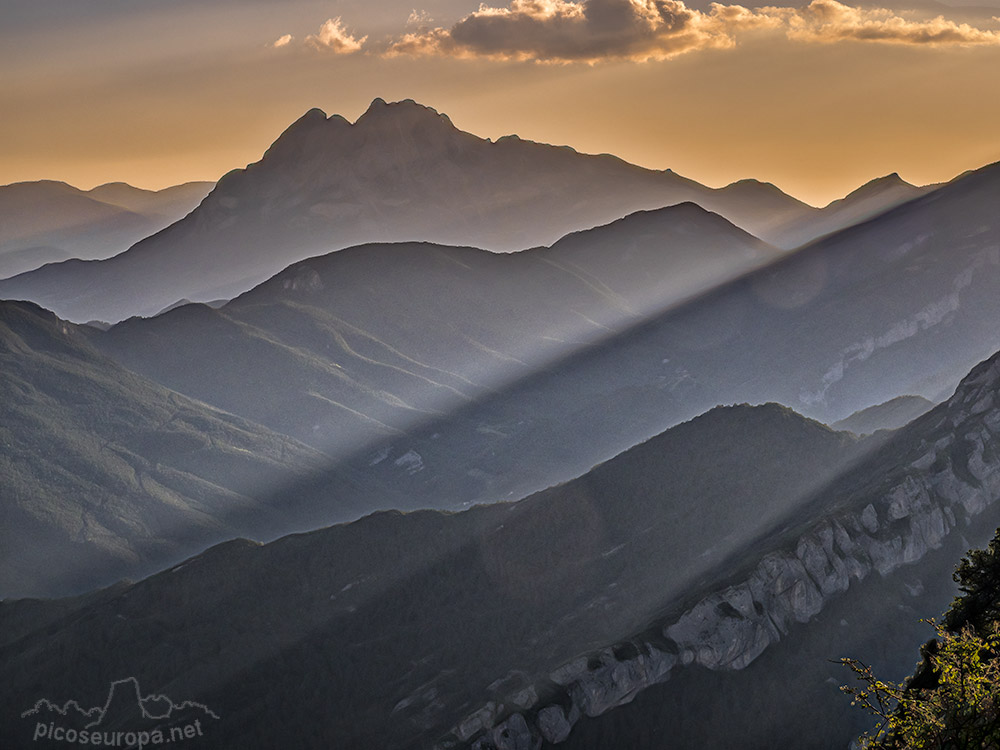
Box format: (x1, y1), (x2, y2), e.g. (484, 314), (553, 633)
(288, 107), (329, 131)
(91, 181), (133, 190)
(725, 178), (779, 191)
(833, 172), (920, 206)
(254, 107), (344, 165)
(270, 108), (329, 142)
(355, 97), (455, 130)
(864, 172), (910, 190)
(2, 179), (78, 195)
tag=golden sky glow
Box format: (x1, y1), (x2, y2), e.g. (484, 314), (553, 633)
(2, 0), (1000, 206)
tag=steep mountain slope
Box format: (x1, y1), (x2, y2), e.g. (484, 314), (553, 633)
(0, 98), (817, 324)
(547, 524), (979, 750)
(832, 394), (936, 434)
(530, 343), (1000, 750)
(0, 300), (379, 599)
(436, 345), (1000, 748)
(89, 204), (775, 457)
(8, 346), (1000, 749)
(0, 403), (879, 749)
(0, 180), (212, 279)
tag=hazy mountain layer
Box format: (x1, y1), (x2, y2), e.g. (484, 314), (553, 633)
(0, 402), (879, 749)
(88, 203), (774, 458)
(8, 345), (1000, 749)
(343, 156), (1000, 512)
(0, 99), (925, 324)
(776, 172), (931, 249)
(84, 182), (213, 219)
(832, 394), (936, 434)
(64, 158), (1000, 526)
(0, 180), (212, 280)
(0, 300), (380, 599)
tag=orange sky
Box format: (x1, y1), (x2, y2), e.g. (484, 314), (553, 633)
(3, 0), (1000, 206)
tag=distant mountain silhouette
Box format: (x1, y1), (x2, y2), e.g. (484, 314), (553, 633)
(0, 98), (920, 324)
(0, 245), (73, 278)
(832, 394), (936, 434)
(0, 180), (212, 279)
(320, 156), (999, 513)
(85, 182), (213, 219)
(776, 172), (930, 248)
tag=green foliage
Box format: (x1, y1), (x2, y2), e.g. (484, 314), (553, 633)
(947, 533), (1000, 634)
(841, 622), (1000, 748)
(844, 528), (1000, 749)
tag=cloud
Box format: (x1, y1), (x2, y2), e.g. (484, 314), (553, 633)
(774, 0), (1000, 45)
(391, 0), (746, 62)
(387, 0), (1000, 63)
(272, 34), (293, 48)
(306, 17), (368, 53)
(406, 9), (434, 27)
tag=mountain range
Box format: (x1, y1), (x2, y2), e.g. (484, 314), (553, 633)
(542, 347), (1000, 750)
(3, 97), (999, 750)
(0, 180), (212, 280)
(0, 99), (927, 324)
(57, 155), (999, 523)
(0, 146), (991, 601)
(5, 345), (1000, 748)
(0, 299), (392, 599)
(0, 106), (995, 607)
(0, 399), (879, 748)
(88, 203), (775, 458)
(832, 394), (937, 435)
(774, 171), (931, 249)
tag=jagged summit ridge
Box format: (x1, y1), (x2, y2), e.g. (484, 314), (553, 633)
(261, 98), (455, 155)
(357, 97), (455, 127)
(3, 97), (972, 323)
(212, 97), (471, 211)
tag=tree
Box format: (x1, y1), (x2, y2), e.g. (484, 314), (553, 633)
(842, 528), (1000, 749)
(841, 622), (1000, 748)
(946, 532), (1000, 635)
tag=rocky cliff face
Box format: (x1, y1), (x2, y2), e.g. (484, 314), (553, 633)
(442, 353), (1000, 749)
